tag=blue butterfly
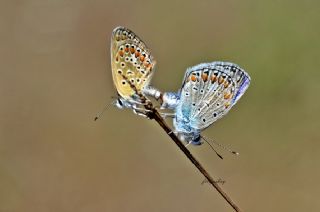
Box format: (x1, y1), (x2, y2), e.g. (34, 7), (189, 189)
(159, 62), (251, 146)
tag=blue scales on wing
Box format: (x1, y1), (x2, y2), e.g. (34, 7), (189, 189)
(170, 62), (250, 144)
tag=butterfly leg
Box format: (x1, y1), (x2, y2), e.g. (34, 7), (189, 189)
(131, 104), (153, 118)
(132, 104), (152, 113)
(159, 112), (176, 119)
(132, 109), (148, 118)
(185, 141), (192, 147)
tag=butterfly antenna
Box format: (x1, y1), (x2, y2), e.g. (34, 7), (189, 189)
(94, 100), (115, 121)
(200, 136), (224, 160)
(201, 135), (239, 156)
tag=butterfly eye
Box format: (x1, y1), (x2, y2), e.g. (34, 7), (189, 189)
(117, 99), (123, 106)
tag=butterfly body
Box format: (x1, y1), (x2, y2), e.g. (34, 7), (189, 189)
(163, 62), (251, 145)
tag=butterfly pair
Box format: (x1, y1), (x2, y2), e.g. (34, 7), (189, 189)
(110, 26), (251, 148)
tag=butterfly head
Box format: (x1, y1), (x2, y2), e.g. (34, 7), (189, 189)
(178, 132), (202, 145)
(114, 97), (133, 109)
(115, 98), (124, 109)
(173, 117), (201, 144)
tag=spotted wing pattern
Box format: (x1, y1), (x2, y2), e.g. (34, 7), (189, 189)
(176, 62), (250, 131)
(111, 26), (156, 103)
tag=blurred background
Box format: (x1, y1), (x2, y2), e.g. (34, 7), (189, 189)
(1, 0), (320, 211)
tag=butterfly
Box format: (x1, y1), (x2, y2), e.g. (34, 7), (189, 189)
(110, 26), (157, 116)
(159, 62), (251, 146)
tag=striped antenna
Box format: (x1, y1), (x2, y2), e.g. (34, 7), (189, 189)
(201, 135), (239, 156)
(94, 97), (117, 121)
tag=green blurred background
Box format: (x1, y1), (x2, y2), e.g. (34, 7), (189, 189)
(1, 0), (320, 211)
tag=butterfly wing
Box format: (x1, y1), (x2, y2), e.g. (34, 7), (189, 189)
(176, 62), (250, 132)
(111, 26), (156, 103)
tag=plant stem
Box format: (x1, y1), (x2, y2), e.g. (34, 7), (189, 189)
(146, 107), (242, 212)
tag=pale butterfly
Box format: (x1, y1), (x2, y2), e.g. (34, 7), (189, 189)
(157, 62), (251, 150)
(95, 26), (157, 120)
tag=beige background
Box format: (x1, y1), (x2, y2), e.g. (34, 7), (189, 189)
(1, 0), (320, 211)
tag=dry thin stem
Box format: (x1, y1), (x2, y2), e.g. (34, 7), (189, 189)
(144, 105), (243, 212)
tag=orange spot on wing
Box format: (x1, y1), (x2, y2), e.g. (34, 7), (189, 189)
(140, 55), (145, 62)
(119, 51), (124, 57)
(190, 75), (197, 82)
(202, 73), (208, 82)
(211, 75), (217, 82)
(135, 51), (140, 58)
(147, 63), (152, 69)
(224, 93), (232, 100)
(130, 47), (135, 54)
(224, 81), (229, 88)
(115, 56), (119, 62)
(225, 102), (231, 108)
(125, 47), (129, 52)
(218, 76), (224, 84)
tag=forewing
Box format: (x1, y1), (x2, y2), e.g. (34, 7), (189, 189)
(111, 26), (156, 102)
